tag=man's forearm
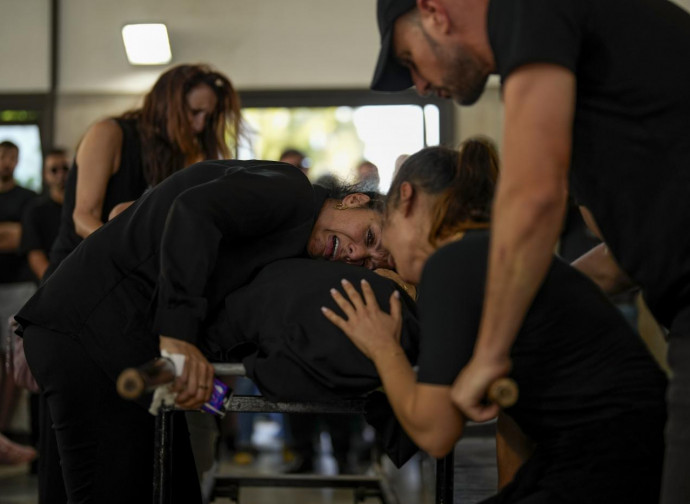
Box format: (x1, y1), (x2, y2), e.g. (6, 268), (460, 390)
(475, 187), (566, 359)
(475, 64), (575, 361)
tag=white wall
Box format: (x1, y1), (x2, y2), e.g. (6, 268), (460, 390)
(4, 0), (690, 150)
(0, 0), (50, 92)
(59, 0), (380, 94)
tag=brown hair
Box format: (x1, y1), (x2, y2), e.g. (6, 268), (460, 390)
(121, 63), (244, 186)
(387, 137), (499, 246)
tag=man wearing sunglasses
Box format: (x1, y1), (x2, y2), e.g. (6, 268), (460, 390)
(21, 149), (70, 282)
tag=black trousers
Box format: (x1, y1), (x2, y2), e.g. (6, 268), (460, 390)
(661, 306), (690, 504)
(24, 325), (201, 504)
(483, 408), (665, 504)
(38, 392), (67, 503)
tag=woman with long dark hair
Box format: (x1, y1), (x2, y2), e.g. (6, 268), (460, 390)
(49, 63), (243, 269)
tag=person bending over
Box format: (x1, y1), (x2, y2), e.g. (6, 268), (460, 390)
(17, 160), (392, 504)
(323, 141), (666, 504)
(32, 63), (244, 504)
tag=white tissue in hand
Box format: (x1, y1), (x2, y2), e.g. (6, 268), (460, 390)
(148, 351), (187, 415)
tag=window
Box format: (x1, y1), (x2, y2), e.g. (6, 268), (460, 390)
(0, 122), (43, 191)
(238, 90), (453, 192)
(0, 94), (53, 193)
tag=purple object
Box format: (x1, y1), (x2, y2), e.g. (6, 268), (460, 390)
(201, 378), (231, 416)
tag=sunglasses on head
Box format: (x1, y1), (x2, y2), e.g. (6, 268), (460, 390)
(49, 164), (69, 175)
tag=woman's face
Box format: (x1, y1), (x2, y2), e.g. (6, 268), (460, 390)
(185, 83), (218, 134)
(308, 197), (393, 270)
(381, 187), (436, 284)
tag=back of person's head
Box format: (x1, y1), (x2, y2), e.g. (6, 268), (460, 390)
(279, 148), (308, 172)
(387, 137), (499, 245)
(125, 63), (244, 186)
(355, 160), (380, 190)
(0, 140), (19, 153)
(279, 148), (305, 162)
(44, 147), (67, 160)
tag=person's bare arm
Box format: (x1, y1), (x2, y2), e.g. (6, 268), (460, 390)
(108, 201), (135, 221)
(323, 279), (463, 458)
(73, 119), (123, 238)
(571, 243), (636, 294)
(27, 250), (50, 280)
(451, 64), (576, 422)
(571, 205), (636, 294)
(0, 222), (21, 251)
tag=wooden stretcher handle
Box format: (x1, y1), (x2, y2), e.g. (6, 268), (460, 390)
(487, 377), (519, 408)
(116, 358), (176, 400)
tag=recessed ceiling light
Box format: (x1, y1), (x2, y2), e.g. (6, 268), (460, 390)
(122, 23), (172, 65)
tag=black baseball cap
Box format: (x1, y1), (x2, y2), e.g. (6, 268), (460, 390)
(370, 0), (417, 92)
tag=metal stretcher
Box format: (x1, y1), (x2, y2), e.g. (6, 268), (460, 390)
(150, 363), (455, 504)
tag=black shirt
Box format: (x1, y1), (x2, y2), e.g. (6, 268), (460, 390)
(417, 231), (666, 442)
(487, 0), (690, 327)
(202, 258), (419, 402)
(17, 161), (320, 381)
(20, 196), (62, 259)
(0, 185), (38, 283)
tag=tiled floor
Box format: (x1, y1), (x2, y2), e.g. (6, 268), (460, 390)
(0, 426), (497, 504)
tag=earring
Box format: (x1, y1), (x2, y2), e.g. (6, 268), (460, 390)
(335, 202), (348, 210)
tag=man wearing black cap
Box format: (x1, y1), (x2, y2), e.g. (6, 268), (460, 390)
(370, 1), (690, 503)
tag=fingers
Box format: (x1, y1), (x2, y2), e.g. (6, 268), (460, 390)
(359, 279), (381, 310)
(176, 359), (199, 407)
(340, 279), (366, 310)
(171, 344), (215, 409)
(389, 290), (402, 322)
(464, 403), (500, 423)
(330, 286), (357, 319)
(203, 361), (214, 403)
(171, 354), (190, 394)
(321, 306), (349, 332)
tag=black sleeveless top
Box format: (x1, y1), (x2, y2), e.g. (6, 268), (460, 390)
(47, 118), (147, 272)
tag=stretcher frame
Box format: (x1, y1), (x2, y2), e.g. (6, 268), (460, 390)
(153, 363), (455, 504)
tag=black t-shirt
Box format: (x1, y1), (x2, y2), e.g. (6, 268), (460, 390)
(417, 231), (666, 442)
(0, 185), (38, 283)
(487, 0), (690, 327)
(20, 196), (62, 257)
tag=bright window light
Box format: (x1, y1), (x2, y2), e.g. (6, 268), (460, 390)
(122, 23), (172, 65)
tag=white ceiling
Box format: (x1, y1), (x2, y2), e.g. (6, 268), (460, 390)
(2, 0), (689, 95)
(1, 0), (381, 94)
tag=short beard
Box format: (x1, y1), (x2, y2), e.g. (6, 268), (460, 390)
(445, 49), (489, 105)
(0, 173), (12, 184)
(422, 28), (489, 105)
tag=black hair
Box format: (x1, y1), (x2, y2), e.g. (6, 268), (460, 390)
(0, 140), (19, 152)
(279, 148), (306, 160)
(387, 137), (499, 244)
(315, 177), (386, 214)
(44, 147), (67, 158)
